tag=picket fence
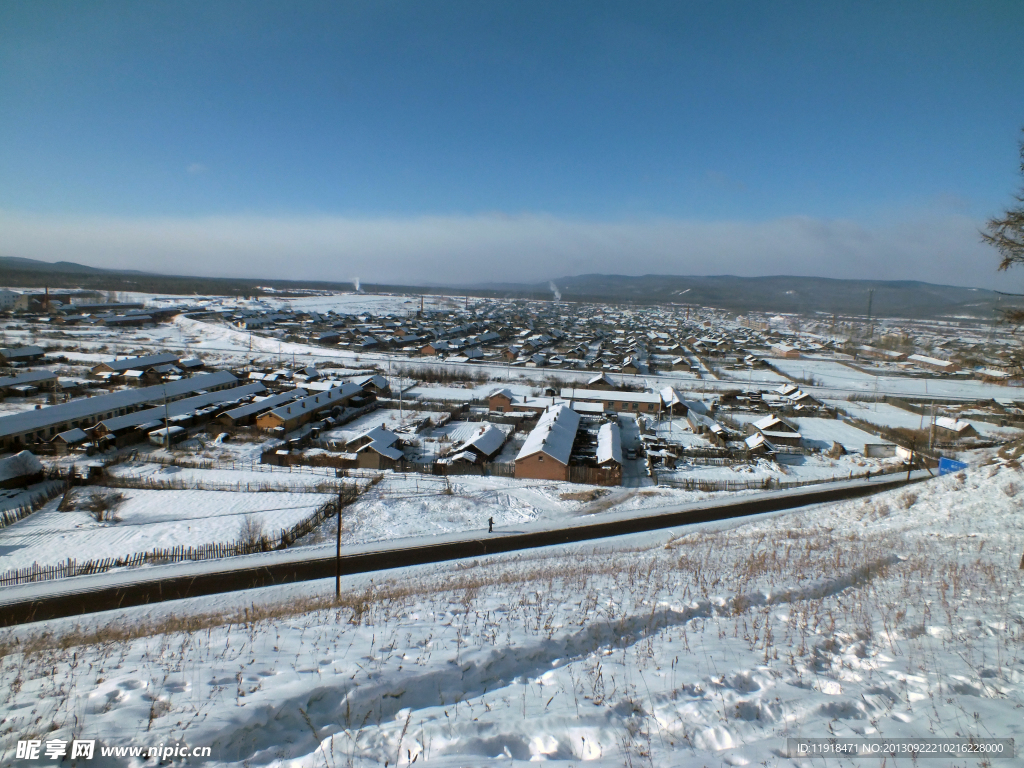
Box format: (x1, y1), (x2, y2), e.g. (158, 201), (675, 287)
(0, 482), (65, 530)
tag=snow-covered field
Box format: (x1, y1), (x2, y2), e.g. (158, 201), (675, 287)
(1, 456), (1020, 766)
(311, 473), (734, 546)
(827, 400), (930, 431)
(830, 400), (1024, 442)
(0, 487), (336, 572)
(774, 357), (1021, 400)
(791, 417), (892, 453)
(659, 452), (898, 484)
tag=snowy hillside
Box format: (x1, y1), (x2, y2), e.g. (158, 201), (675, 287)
(0, 455), (1021, 766)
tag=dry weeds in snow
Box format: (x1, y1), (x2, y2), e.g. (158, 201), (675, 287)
(0, 462), (1022, 766)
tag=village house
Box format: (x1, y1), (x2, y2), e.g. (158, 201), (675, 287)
(594, 421), (623, 483)
(0, 370), (57, 398)
(255, 384), (361, 432)
(90, 352), (181, 375)
(933, 416), (977, 439)
(0, 371), (239, 452)
(346, 425), (404, 469)
(219, 389), (308, 428)
(515, 405), (580, 481)
(559, 387), (662, 414)
(0, 346), (46, 365)
(751, 415), (802, 447)
(907, 354), (958, 373)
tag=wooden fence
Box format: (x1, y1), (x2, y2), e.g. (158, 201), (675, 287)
(0, 482), (64, 530)
(0, 489), (354, 587)
(392, 459), (517, 478)
(568, 464), (620, 486)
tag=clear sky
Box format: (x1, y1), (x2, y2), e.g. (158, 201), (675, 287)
(1, 1), (1023, 289)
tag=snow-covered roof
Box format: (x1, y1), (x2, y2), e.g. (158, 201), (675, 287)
(458, 424), (506, 458)
(559, 388), (660, 404)
(908, 353), (956, 368)
(98, 383), (267, 433)
(55, 428), (88, 443)
(0, 371), (56, 389)
(596, 422), (622, 465)
(0, 371), (238, 439)
(353, 426), (399, 449)
(266, 384), (361, 421)
(745, 433), (771, 450)
(515, 405), (581, 465)
(356, 439), (403, 460)
(221, 389), (306, 421)
(660, 386), (682, 407)
(95, 352), (180, 373)
(934, 416), (973, 433)
(0, 450), (43, 482)
(569, 401), (605, 414)
(753, 415), (795, 433)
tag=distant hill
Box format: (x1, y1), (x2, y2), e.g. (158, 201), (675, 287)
(476, 274), (1008, 319)
(0, 256), (1014, 318)
(1, 255), (114, 274)
(0, 255), (154, 276)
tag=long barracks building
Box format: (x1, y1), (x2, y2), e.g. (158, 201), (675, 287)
(0, 371), (238, 451)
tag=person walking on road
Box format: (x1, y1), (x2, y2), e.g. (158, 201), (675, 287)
(488, 517), (494, 533)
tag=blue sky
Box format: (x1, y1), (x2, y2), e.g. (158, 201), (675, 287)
(1, 1), (1023, 288)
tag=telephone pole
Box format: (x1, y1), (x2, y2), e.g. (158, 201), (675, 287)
(335, 486), (343, 600)
(162, 386), (171, 450)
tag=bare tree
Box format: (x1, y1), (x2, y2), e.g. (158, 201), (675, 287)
(87, 491), (125, 523)
(237, 514), (267, 550)
(982, 128), (1024, 325)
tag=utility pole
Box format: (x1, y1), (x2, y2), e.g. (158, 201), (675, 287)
(335, 486), (343, 600)
(162, 386), (170, 450)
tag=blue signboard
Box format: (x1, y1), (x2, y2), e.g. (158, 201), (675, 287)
(938, 457), (968, 475)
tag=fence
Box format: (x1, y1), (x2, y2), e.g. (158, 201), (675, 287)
(0, 488), (356, 587)
(657, 464), (907, 493)
(568, 464), (620, 486)
(376, 397), (470, 416)
(103, 474), (342, 493)
(391, 459), (517, 478)
(0, 482), (64, 530)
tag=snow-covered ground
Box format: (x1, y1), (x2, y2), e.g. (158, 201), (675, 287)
(0, 487), (336, 572)
(830, 400), (1024, 442)
(0, 456), (1020, 766)
(774, 357), (1022, 400)
(659, 452), (899, 484)
(827, 400), (930, 431)
(791, 417), (892, 453)
(313, 473), (738, 546)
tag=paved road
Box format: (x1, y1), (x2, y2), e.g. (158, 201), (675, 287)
(0, 471), (932, 628)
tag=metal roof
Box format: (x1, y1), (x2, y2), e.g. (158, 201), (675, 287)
(0, 371), (237, 439)
(94, 353), (180, 373)
(220, 389), (306, 421)
(96, 382), (265, 433)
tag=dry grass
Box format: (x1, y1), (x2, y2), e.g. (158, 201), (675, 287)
(2, 468), (1020, 768)
(559, 489), (608, 502)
